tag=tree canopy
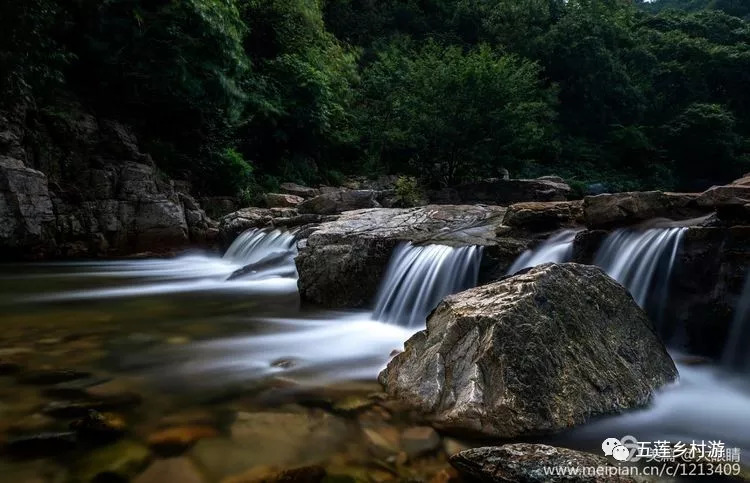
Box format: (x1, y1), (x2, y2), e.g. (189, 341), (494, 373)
(2, 0), (749, 196)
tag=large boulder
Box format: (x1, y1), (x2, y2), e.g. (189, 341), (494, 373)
(379, 263), (677, 437)
(583, 191), (703, 228)
(296, 205), (507, 308)
(430, 178), (571, 205)
(451, 444), (636, 483)
(298, 189), (381, 215)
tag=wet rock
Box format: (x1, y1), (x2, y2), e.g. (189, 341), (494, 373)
(571, 229), (609, 265)
(4, 432), (77, 458)
(450, 444), (636, 483)
(696, 184), (750, 207)
(0, 360), (22, 375)
(17, 369), (91, 385)
(265, 193), (304, 208)
(502, 201), (583, 231)
(379, 263), (678, 437)
(72, 440), (151, 482)
(362, 426), (401, 457)
(191, 411), (347, 480)
(280, 183), (320, 200)
(583, 191), (703, 228)
(134, 458), (206, 483)
(298, 189), (380, 215)
(429, 178), (571, 205)
(147, 425), (219, 456)
(8, 414), (57, 433)
(296, 205), (505, 308)
(42, 392), (141, 418)
(401, 426), (441, 458)
(223, 465), (326, 483)
(70, 410), (126, 442)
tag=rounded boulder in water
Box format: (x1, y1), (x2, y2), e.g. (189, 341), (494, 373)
(378, 262), (678, 438)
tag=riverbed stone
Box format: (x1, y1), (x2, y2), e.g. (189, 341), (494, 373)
(379, 263), (678, 437)
(4, 431), (77, 458)
(134, 458), (206, 483)
(450, 444), (637, 483)
(72, 439), (151, 482)
(190, 411), (348, 480)
(147, 425), (219, 455)
(401, 426), (442, 458)
(295, 205), (506, 308)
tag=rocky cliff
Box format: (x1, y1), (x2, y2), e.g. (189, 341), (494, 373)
(0, 100), (216, 259)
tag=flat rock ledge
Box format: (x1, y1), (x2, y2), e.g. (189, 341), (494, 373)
(379, 263), (677, 437)
(451, 444), (637, 483)
(295, 205), (507, 308)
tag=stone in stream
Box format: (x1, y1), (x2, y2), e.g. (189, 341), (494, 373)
(16, 369), (91, 385)
(379, 263), (678, 438)
(3, 431), (77, 458)
(147, 425), (219, 456)
(42, 392), (142, 418)
(450, 444), (636, 483)
(70, 410), (127, 443)
(134, 457), (206, 483)
(72, 439), (151, 482)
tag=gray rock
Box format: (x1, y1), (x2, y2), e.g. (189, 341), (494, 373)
(503, 201), (583, 231)
(298, 189), (381, 215)
(583, 191), (704, 228)
(379, 263), (677, 437)
(280, 182), (320, 199)
(265, 192), (304, 208)
(296, 205), (506, 308)
(0, 156), (56, 255)
(451, 444), (637, 483)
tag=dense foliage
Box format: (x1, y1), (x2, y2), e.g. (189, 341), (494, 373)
(2, 0), (749, 195)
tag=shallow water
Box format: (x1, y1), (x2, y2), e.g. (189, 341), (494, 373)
(1, 251), (750, 481)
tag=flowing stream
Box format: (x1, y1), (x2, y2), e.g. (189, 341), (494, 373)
(1, 227), (750, 480)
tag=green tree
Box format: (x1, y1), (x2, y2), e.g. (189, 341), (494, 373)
(358, 40), (557, 184)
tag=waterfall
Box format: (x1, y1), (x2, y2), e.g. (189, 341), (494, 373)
(594, 227), (686, 308)
(223, 228), (298, 281)
(506, 230), (578, 275)
(372, 243), (483, 328)
(723, 275), (750, 372)
(224, 229), (297, 265)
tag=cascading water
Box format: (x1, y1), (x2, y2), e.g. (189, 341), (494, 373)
(224, 228), (297, 268)
(372, 243), (483, 328)
(723, 274), (750, 372)
(594, 227), (686, 308)
(506, 229), (578, 275)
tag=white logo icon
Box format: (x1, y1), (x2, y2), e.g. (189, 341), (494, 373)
(602, 436), (639, 462)
(602, 437), (621, 456)
(612, 444), (630, 461)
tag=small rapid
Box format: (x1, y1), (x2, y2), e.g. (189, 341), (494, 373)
(594, 227), (686, 308)
(506, 230), (578, 275)
(373, 243), (483, 328)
